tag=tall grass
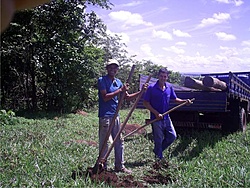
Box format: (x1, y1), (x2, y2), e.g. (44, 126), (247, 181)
(0, 109), (249, 187)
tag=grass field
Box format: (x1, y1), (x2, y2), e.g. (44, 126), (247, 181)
(1, 109), (250, 187)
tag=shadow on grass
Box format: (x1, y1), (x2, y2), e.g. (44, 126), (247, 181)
(16, 110), (71, 120)
(174, 128), (234, 161)
(143, 127), (230, 162)
(125, 159), (152, 169)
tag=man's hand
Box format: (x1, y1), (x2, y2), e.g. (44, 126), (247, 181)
(141, 83), (149, 91)
(121, 83), (129, 92)
(186, 99), (193, 106)
(155, 113), (163, 120)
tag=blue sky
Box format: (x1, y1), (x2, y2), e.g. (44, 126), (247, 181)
(88, 0), (250, 73)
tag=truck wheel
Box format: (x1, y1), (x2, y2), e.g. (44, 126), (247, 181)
(239, 108), (247, 132)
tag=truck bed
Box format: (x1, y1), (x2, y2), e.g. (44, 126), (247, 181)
(169, 91), (228, 112)
(137, 72), (250, 131)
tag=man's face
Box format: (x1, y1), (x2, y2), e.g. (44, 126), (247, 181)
(106, 65), (118, 77)
(158, 72), (168, 83)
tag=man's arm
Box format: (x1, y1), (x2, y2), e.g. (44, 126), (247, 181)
(125, 90), (140, 101)
(174, 98), (193, 105)
(143, 100), (163, 120)
(100, 88), (123, 102)
(125, 83), (148, 101)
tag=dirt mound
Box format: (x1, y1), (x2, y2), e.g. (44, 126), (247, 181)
(72, 167), (146, 187)
(72, 161), (174, 187)
(76, 110), (88, 116)
(143, 171), (171, 184)
(123, 123), (146, 136)
(143, 161), (172, 184)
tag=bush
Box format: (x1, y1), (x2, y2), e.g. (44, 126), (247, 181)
(0, 109), (18, 126)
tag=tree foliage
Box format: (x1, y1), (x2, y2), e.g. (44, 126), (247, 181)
(1, 0), (181, 113)
(1, 0), (109, 112)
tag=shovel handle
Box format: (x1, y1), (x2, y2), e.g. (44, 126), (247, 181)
(123, 98), (195, 139)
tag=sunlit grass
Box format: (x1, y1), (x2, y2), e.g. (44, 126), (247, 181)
(1, 109), (249, 187)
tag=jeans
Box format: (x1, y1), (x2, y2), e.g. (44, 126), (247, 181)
(99, 116), (124, 170)
(152, 118), (176, 159)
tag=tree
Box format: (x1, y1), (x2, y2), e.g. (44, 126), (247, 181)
(1, 0), (111, 112)
(1, 0), (182, 112)
(1, 10), (36, 111)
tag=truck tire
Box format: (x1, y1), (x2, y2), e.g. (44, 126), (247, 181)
(239, 107), (247, 132)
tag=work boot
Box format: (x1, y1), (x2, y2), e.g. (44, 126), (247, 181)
(114, 167), (132, 174)
(154, 157), (168, 169)
(160, 157), (168, 167)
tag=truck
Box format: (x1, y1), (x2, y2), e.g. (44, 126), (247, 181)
(138, 71), (250, 132)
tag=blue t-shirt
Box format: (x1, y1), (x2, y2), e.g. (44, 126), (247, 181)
(144, 80), (177, 120)
(98, 75), (123, 117)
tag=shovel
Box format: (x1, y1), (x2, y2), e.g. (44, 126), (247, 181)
(123, 98), (195, 139)
(92, 65), (136, 174)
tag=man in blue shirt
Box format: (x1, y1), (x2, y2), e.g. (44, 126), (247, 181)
(143, 68), (192, 163)
(98, 59), (142, 174)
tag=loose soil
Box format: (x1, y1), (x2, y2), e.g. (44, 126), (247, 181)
(71, 123), (174, 187)
(76, 110), (88, 116)
(72, 161), (173, 187)
(123, 123), (147, 136)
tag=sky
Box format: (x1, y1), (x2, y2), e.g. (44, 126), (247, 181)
(88, 0), (250, 74)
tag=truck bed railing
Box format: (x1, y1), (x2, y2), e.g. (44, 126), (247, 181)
(228, 72), (250, 100)
(137, 72), (250, 113)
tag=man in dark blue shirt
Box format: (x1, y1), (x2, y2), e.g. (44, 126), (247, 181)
(143, 68), (192, 163)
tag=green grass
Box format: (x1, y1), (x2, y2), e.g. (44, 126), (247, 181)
(1, 109), (250, 187)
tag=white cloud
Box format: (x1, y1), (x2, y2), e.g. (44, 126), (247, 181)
(120, 1), (143, 7)
(219, 46), (239, 56)
(198, 12), (231, 28)
(108, 11), (153, 27)
(241, 47), (250, 55)
(118, 33), (130, 44)
(215, 0), (244, 6)
(152, 30), (172, 40)
(214, 54), (228, 62)
(176, 42), (187, 46)
(173, 29), (191, 37)
(215, 32), (236, 41)
(216, 0), (230, 3)
(241, 40), (250, 46)
(140, 44), (154, 57)
(163, 46), (185, 54)
(106, 30), (130, 44)
(95, 1), (249, 73)
(166, 54), (214, 73)
(235, 0), (244, 6)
